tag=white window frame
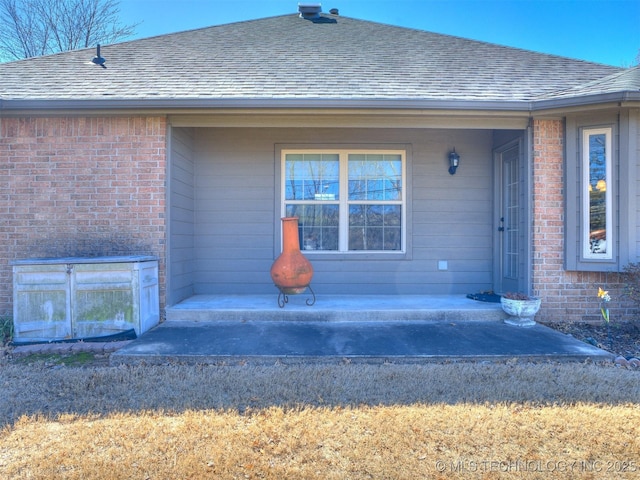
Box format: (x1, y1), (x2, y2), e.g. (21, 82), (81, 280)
(582, 127), (613, 260)
(280, 149), (407, 254)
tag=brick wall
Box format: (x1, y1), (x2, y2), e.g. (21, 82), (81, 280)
(531, 118), (633, 323)
(0, 116), (167, 316)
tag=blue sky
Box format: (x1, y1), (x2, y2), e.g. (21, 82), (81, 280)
(118, 0), (639, 67)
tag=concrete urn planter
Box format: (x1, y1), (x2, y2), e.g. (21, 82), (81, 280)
(500, 295), (541, 327)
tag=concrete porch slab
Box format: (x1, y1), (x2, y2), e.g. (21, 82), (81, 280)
(165, 294), (506, 322)
(110, 319), (613, 366)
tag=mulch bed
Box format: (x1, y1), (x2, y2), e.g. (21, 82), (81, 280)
(544, 321), (640, 358)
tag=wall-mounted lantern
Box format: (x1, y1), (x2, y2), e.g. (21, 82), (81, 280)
(448, 149), (460, 175)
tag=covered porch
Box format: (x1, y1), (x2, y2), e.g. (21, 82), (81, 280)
(166, 119), (533, 308)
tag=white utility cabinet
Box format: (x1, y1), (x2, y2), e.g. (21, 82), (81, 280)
(11, 255), (159, 342)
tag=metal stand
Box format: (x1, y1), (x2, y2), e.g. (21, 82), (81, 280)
(277, 284), (316, 308)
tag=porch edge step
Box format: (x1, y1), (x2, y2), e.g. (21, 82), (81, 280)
(165, 309), (506, 322)
(165, 294), (505, 323)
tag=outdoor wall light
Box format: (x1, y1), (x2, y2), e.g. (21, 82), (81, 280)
(448, 149), (460, 175)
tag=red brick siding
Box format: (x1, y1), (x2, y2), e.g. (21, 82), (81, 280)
(0, 116), (167, 316)
(532, 119), (632, 323)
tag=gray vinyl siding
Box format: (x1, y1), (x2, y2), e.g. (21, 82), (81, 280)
(410, 131), (494, 294)
(193, 128), (275, 293)
(168, 126), (196, 304)
(618, 108), (638, 268)
(631, 109), (640, 262)
(175, 126), (497, 296)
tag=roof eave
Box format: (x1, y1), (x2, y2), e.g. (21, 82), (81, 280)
(0, 97), (533, 114)
(2, 93), (638, 116)
(531, 91), (640, 113)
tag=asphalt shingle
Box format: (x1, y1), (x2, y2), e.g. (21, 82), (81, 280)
(0, 13), (627, 105)
(535, 65), (640, 100)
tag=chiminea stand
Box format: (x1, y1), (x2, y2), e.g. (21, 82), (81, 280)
(276, 285), (316, 308)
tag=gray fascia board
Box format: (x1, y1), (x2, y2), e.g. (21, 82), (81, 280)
(531, 91), (640, 111)
(2, 93), (638, 116)
(0, 97), (532, 113)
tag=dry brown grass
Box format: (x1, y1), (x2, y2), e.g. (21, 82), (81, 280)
(1, 360), (640, 479)
(2, 404), (640, 479)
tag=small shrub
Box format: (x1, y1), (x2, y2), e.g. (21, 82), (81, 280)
(622, 262), (640, 307)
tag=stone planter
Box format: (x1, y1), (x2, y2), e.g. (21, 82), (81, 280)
(500, 296), (541, 327)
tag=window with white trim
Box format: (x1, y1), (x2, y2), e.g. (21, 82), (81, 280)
(582, 127), (612, 260)
(282, 150), (406, 252)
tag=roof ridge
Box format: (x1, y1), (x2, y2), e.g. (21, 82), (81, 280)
(0, 12), (623, 70)
(107, 13), (298, 49)
(0, 13), (300, 65)
(318, 14), (624, 69)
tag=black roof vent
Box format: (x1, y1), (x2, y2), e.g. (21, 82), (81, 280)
(91, 44), (106, 69)
(298, 3), (322, 19)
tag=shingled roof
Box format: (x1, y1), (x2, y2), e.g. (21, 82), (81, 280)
(0, 12), (635, 111)
(534, 65), (640, 100)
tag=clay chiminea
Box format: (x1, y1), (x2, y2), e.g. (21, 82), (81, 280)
(270, 217), (314, 298)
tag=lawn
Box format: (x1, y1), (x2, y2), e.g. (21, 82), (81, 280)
(1, 360), (639, 479)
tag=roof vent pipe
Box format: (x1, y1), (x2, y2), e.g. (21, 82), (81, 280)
(91, 44), (106, 69)
(298, 3), (322, 19)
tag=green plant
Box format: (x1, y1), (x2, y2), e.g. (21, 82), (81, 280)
(15, 352), (97, 367)
(0, 315), (13, 345)
(597, 287), (612, 349)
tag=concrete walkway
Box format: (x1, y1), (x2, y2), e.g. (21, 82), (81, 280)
(109, 319), (613, 365)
